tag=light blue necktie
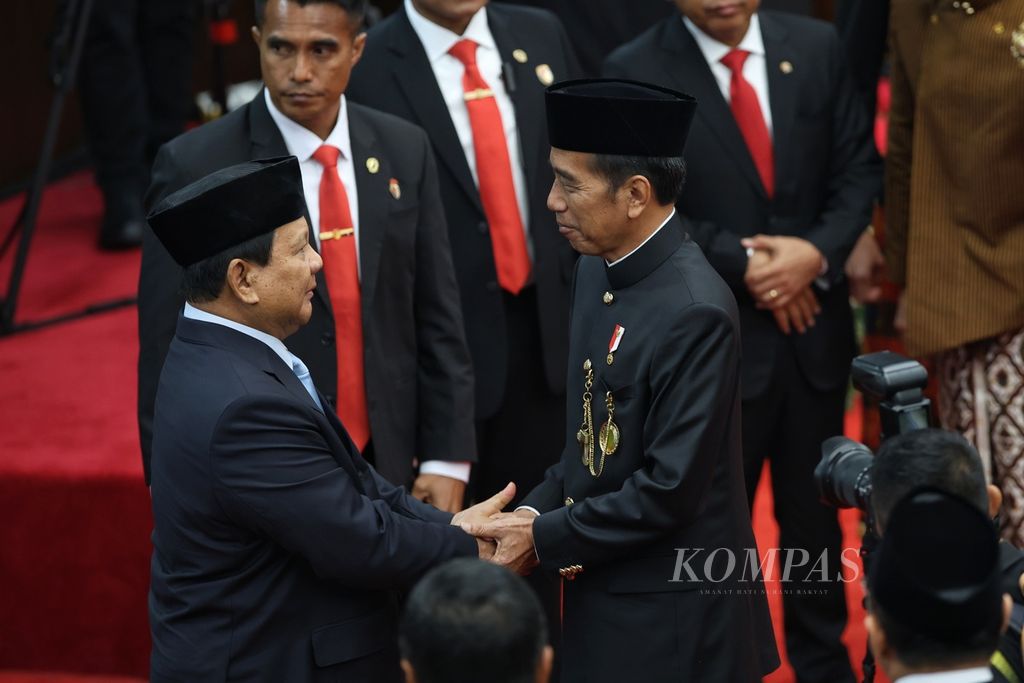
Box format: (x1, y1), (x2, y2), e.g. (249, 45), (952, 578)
(291, 356), (324, 412)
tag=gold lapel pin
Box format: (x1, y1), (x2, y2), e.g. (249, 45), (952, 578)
(779, 61), (794, 74)
(536, 64), (554, 86)
(513, 49), (528, 64)
(366, 157), (380, 174)
(389, 177), (401, 200)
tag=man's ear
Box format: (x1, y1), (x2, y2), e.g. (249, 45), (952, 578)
(988, 484), (1003, 519)
(252, 25), (262, 46)
(1002, 593), (1013, 634)
(625, 174), (652, 219)
(351, 31), (367, 66)
(400, 658), (417, 683)
(864, 612), (887, 662)
(225, 258), (260, 305)
(536, 645), (554, 683)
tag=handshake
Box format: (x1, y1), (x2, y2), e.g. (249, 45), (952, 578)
(450, 482), (539, 576)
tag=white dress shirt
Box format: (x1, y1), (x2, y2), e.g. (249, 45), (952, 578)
(264, 89), (361, 273)
(404, 0), (533, 258)
(896, 667), (993, 683)
(682, 14), (772, 136)
(265, 90), (469, 482)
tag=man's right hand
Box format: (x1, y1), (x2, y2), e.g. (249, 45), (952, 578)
(450, 482), (516, 529)
(768, 286), (821, 335)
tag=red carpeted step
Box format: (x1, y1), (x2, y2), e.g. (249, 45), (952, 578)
(0, 672), (146, 683)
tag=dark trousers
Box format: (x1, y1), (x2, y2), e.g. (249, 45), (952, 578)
(742, 344), (855, 683)
(78, 0), (195, 208)
(471, 285), (566, 682)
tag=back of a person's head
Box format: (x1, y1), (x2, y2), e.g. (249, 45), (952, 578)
(400, 559), (549, 683)
(867, 488), (1005, 673)
(871, 428), (989, 533)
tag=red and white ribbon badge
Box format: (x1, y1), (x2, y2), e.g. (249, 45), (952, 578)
(608, 324), (625, 354)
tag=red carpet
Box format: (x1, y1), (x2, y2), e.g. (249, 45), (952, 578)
(0, 172), (873, 681)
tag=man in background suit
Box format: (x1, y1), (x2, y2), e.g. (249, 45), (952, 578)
(139, 0), (475, 510)
(146, 157), (510, 682)
(346, 0), (580, 508)
(605, 2), (880, 680)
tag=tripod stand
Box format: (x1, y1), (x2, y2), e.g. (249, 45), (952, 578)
(0, 0), (138, 337)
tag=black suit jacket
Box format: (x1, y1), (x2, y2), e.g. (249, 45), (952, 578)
(521, 218), (778, 681)
(148, 315), (476, 683)
(138, 94), (475, 485)
(604, 12), (880, 400)
(346, 3), (580, 419)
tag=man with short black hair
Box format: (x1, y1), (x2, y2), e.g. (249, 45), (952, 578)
(866, 488), (1012, 683)
(399, 559), (553, 683)
(146, 157), (511, 683)
(139, 0), (476, 513)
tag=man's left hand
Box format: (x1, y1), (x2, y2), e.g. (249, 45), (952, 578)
(413, 474), (466, 513)
(742, 235), (825, 307)
(463, 510), (539, 576)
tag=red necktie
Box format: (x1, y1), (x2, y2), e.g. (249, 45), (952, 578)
(449, 38), (531, 294)
(312, 144), (369, 451)
(720, 49), (774, 198)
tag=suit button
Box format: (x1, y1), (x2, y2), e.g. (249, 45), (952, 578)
(477, 221), (488, 234)
(564, 497), (574, 506)
(321, 331), (335, 346)
(486, 281), (499, 292)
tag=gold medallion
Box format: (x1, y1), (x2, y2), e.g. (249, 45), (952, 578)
(606, 353), (614, 365)
(536, 64), (554, 86)
(513, 49), (528, 64)
(366, 157), (380, 174)
(598, 419), (620, 456)
(603, 291), (614, 305)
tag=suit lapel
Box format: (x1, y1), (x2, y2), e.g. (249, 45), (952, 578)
(659, 18), (766, 199)
(347, 107), (387, 316)
(248, 92), (333, 312)
(387, 9), (484, 213)
(488, 7), (542, 202)
(760, 14), (797, 200)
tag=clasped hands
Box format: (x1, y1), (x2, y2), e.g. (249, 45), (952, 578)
(742, 234), (824, 335)
(450, 482), (539, 575)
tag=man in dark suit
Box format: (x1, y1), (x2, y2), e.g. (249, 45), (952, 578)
(139, 0), (475, 511)
(345, 0), (580, 507)
(604, 2), (880, 681)
(469, 80), (779, 683)
(146, 157), (511, 683)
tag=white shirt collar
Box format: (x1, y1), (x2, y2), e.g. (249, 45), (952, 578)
(263, 88), (353, 164)
(183, 302), (298, 372)
(606, 209), (676, 268)
(404, 0), (495, 63)
(896, 667), (993, 683)
(682, 13), (765, 65)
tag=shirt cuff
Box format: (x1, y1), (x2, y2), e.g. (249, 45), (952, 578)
(418, 460), (471, 483)
(515, 505), (541, 517)
(815, 255), (831, 290)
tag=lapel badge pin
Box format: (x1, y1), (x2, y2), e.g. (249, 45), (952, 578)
(513, 48), (528, 64)
(1011, 22), (1024, 66)
(366, 157), (380, 174)
(779, 60), (794, 74)
(388, 177), (401, 200)
(607, 324), (625, 365)
(536, 64), (554, 86)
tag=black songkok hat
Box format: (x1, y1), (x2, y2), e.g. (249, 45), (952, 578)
(545, 78), (697, 157)
(147, 156), (307, 267)
(869, 487), (1002, 642)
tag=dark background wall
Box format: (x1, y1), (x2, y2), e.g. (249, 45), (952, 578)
(2, 0), (831, 193)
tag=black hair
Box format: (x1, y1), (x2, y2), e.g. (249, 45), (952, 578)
(181, 230), (276, 303)
(254, 0), (367, 26)
(870, 596), (1003, 670)
(871, 428), (990, 534)
(400, 559), (548, 683)
(590, 154), (687, 205)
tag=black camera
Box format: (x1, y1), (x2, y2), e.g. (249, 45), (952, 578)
(814, 351), (931, 512)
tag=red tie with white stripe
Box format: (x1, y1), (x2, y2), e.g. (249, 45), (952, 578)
(720, 49), (774, 198)
(312, 144), (370, 451)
